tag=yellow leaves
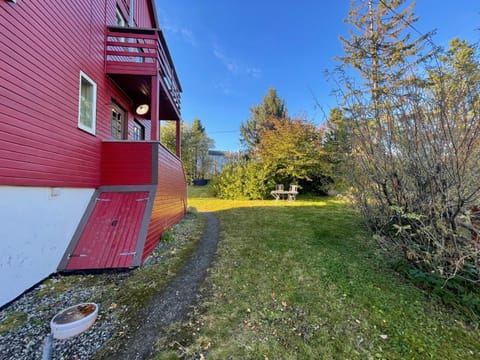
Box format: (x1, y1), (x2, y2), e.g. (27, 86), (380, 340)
(255, 116), (327, 180)
(242, 319), (258, 331)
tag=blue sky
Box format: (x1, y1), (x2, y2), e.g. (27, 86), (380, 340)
(157, 1), (480, 152)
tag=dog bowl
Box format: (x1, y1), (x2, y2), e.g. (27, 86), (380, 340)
(50, 303), (98, 339)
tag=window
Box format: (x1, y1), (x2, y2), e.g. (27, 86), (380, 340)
(111, 102), (126, 139)
(133, 121), (145, 140)
(115, 6), (126, 26)
(78, 71), (97, 135)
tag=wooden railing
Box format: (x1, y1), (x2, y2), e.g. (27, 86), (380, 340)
(106, 26), (181, 114)
(156, 29), (182, 112)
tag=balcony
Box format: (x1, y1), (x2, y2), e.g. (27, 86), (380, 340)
(105, 26), (182, 120)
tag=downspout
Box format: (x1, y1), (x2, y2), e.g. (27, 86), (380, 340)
(128, 0), (135, 27)
(176, 120), (181, 158)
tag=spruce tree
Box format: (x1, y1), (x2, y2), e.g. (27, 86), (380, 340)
(338, 0), (431, 107)
(240, 87), (287, 153)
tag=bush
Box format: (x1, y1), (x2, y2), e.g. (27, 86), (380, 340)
(209, 160), (275, 200)
(297, 174), (334, 196)
(340, 38), (480, 286)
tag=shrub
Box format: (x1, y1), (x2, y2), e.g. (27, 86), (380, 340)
(209, 160), (274, 200)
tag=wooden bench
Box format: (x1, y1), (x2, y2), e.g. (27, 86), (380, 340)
(287, 185), (299, 201)
(271, 184), (299, 201)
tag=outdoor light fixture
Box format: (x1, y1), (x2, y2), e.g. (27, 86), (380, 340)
(135, 104), (149, 115)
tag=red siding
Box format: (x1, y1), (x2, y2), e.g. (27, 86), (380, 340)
(0, 0), (159, 188)
(143, 143), (187, 261)
(0, 1), (105, 187)
(135, 0), (154, 28)
(100, 142), (187, 246)
(2, 1), (187, 273)
(58, 141), (186, 270)
(65, 191), (149, 270)
(101, 141), (154, 185)
(140, 119), (152, 140)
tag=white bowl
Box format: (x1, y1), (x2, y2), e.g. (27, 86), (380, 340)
(50, 303), (99, 339)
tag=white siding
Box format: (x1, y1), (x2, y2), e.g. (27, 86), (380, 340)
(0, 186), (93, 306)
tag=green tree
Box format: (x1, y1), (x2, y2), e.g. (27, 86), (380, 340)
(240, 88), (287, 153)
(337, 0), (480, 284)
(430, 38), (480, 116)
(323, 108), (352, 190)
(336, 0), (433, 200)
(338, 0), (430, 106)
(161, 119), (214, 182)
(161, 120), (185, 157)
(324, 108), (352, 162)
(256, 116), (331, 193)
(190, 118), (214, 180)
(336, 0), (431, 220)
(161, 120), (193, 181)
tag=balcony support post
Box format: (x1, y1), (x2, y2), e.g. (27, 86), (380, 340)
(176, 120), (181, 158)
(151, 75), (159, 140)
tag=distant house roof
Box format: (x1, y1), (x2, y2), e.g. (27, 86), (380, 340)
(208, 150), (227, 157)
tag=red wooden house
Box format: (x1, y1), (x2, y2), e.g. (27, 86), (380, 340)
(0, 0), (186, 306)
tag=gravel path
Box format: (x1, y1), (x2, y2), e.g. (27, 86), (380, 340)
(0, 211), (219, 360)
(99, 212), (220, 360)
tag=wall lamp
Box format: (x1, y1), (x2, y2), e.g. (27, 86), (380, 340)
(135, 104), (149, 115)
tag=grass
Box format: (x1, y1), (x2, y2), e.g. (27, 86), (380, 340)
(153, 186), (480, 359)
(0, 311), (28, 335)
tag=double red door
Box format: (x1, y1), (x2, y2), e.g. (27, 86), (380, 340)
(65, 191), (149, 270)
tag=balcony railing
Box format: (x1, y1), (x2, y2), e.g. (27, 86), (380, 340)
(106, 26), (181, 115)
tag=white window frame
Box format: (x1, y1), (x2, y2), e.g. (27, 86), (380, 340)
(77, 71), (97, 135)
(111, 101), (127, 140)
(115, 6), (126, 27)
(133, 120), (145, 140)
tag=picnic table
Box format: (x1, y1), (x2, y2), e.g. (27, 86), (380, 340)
(270, 184), (299, 201)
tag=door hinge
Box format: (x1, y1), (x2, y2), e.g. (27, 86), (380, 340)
(119, 251), (137, 256)
(68, 253), (87, 258)
(136, 198), (149, 202)
(96, 198), (111, 202)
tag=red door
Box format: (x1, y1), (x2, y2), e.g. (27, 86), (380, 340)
(66, 192), (149, 270)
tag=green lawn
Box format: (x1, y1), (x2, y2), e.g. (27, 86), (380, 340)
(155, 187), (480, 359)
